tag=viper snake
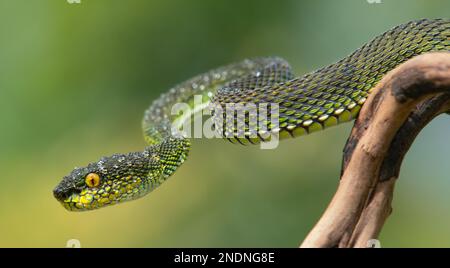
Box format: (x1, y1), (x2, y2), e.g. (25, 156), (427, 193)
(54, 19), (450, 211)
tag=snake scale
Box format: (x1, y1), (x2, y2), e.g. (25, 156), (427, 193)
(54, 19), (450, 211)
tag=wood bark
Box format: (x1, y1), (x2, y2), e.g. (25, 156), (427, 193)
(300, 52), (450, 248)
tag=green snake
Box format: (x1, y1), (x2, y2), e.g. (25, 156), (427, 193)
(54, 19), (450, 211)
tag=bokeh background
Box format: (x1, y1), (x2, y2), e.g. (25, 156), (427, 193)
(0, 0), (449, 247)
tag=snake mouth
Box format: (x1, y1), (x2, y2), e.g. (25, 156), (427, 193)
(53, 185), (103, 211)
(56, 192), (90, 212)
(60, 194), (87, 211)
(59, 198), (82, 212)
(58, 191), (118, 211)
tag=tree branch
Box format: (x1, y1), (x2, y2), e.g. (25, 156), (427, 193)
(300, 52), (450, 248)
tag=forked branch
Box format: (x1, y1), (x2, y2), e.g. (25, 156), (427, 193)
(300, 52), (450, 248)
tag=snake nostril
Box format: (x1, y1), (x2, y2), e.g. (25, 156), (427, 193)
(53, 187), (68, 200)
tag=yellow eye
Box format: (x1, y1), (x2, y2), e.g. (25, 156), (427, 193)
(85, 173), (100, 188)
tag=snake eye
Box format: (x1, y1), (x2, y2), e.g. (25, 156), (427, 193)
(85, 173), (100, 188)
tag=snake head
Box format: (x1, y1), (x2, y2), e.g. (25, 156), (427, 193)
(53, 138), (190, 211)
(53, 151), (164, 211)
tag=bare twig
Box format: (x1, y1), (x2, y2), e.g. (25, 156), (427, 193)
(300, 52), (450, 248)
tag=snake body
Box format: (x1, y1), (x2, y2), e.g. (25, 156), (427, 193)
(54, 19), (450, 211)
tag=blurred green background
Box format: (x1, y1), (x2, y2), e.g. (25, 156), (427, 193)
(0, 0), (449, 248)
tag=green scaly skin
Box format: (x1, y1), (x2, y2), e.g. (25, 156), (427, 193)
(53, 19), (450, 211)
